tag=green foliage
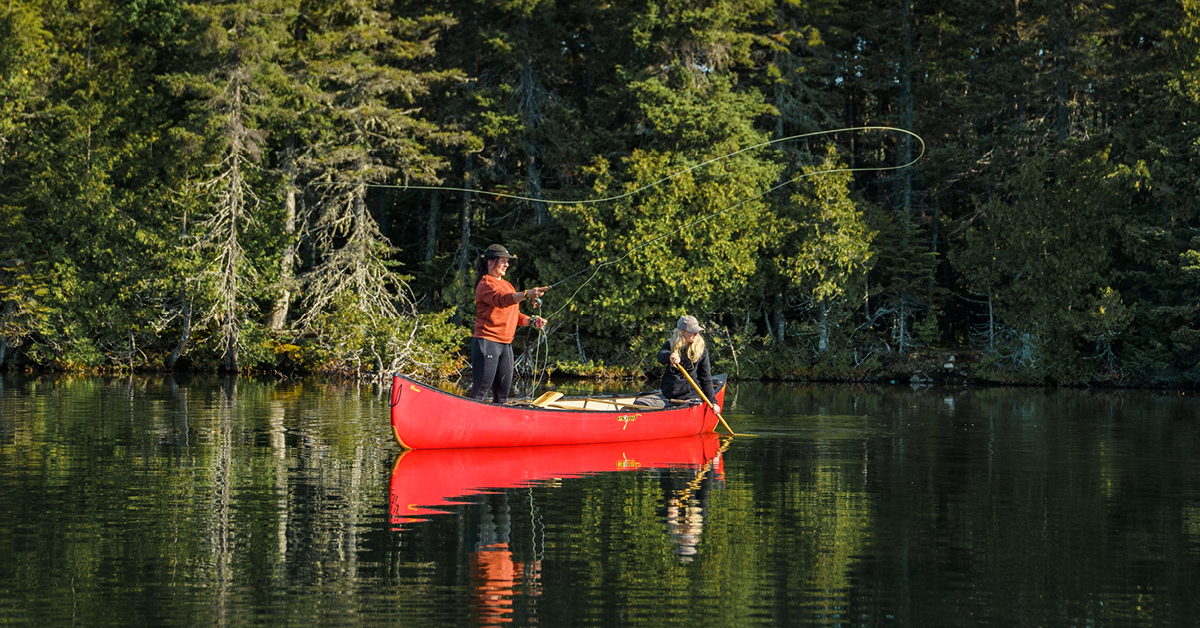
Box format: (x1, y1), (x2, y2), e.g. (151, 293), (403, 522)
(914, 313), (941, 347)
(0, 1), (52, 170)
(781, 147), (874, 304)
(545, 360), (644, 380)
(6, 0), (1200, 385)
(303, 290), (467, 379)
(549, 65), (783, 362)
(553, 141), (781, 361)
(949, 148), (1144, 381)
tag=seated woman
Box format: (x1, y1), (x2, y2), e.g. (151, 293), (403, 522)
(655, 315), (719, 413)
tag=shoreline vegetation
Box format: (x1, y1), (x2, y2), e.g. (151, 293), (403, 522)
(0, 345), (1178, 390)
(3, 1), (1200, 389)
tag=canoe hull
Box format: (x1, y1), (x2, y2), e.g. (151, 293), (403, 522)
(389, 374), (726, 449)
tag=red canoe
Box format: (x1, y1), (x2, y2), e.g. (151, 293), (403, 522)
(389, 373), (727, 450)
(389, 433), (726, 525)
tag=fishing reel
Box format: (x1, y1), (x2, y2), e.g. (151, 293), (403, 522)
(530, 295), (543, 308)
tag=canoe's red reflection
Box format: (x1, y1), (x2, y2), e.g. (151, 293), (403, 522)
(389, 433), (724, 526)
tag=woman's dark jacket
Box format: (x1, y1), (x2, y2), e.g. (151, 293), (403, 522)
(657, 340), (716, 405)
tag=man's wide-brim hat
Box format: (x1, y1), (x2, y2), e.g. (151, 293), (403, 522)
(482, 244), (517, 260)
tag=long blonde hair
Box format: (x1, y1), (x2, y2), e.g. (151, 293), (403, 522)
(670, 329), (706, 364)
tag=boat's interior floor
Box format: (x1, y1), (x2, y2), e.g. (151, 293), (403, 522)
(510, 393), (695, 412)
(509, 375), (726, 412)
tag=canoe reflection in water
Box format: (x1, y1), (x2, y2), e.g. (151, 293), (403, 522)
(389, 434), (727, 623)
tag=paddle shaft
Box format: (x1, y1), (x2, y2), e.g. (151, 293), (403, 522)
(674, 363), (737, 435)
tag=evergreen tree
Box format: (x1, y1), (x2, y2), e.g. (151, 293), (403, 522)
(811, 0), (938, 354)
(4, 0), (195, 369)
(949, 150), (1141, 381)
(1113, 0), (1200, 382)
(291, 0), (468, 376)
(777, 146), (874, 356)
(551, 0), (783, 361)
(168, 0), (300, 371)
(0, 0), (53, 366)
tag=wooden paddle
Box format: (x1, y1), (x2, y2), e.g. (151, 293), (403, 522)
(674, 363), (739, 436)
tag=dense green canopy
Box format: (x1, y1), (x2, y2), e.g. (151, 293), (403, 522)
(2, 0), (1198, 385)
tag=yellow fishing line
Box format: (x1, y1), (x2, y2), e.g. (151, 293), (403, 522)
(332, 126), (924, 207)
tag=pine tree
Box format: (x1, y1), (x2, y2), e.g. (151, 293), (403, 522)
(4, 0), (198, 369)
(777, 146), (874, 355)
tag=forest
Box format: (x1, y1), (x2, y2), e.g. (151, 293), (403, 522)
(2, 0), (1199, 386)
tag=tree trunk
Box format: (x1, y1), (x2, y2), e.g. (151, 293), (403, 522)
(774, 296), (786, 345)
(818, 299), (829, 354)
(269, 138), (298, 330)
(425, 189), (439, 263)
(166, 295), (192, 370)
(518, 60), (549, 225)
(215, 78), (248, 373)
(222, 212), (239, 372)
(352, 182), (370, 297)
(424, 189), (439, 307)
(988, 294), (995, 354)
(527, 155), (548, 225)
(864, 275), (872, 324)
(453, 153), (475, 325)
(900, 0), (914, 219)
(0, 300), (11, 368)
(1056, 34), (1068, 141)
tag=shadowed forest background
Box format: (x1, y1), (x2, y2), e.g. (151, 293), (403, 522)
(2, 0), (1200, 386)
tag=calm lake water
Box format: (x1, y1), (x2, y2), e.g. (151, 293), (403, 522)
(2, 374), (1199, 627)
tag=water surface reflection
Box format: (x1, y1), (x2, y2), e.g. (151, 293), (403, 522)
(2, 375), (1199, 627)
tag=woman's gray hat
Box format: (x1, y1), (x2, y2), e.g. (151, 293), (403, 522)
(677, 315), (703, 334)
(482, 244), (517, 259)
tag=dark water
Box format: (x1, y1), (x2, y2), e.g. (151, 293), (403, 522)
(2, 375), (1199, 627)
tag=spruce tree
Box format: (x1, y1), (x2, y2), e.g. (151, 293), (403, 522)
(168, 0), (300, 371)
(290, 0), (468, 376)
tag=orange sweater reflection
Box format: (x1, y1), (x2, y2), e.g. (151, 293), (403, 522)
(469, 542), (542, 626)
